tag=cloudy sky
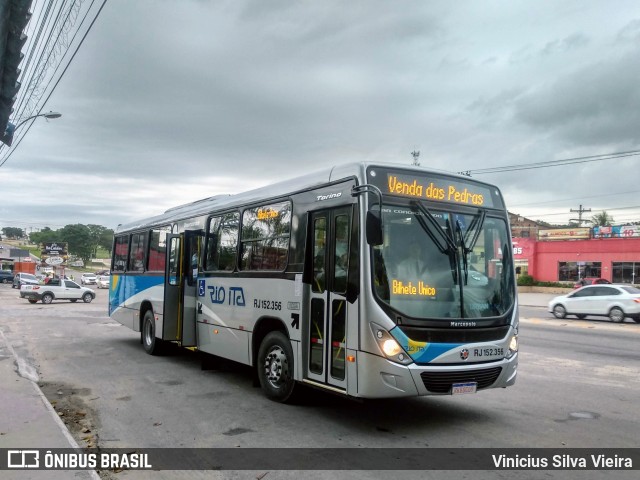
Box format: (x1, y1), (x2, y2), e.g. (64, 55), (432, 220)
(1, 0), (640, 232)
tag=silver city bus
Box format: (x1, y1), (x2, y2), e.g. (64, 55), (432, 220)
(109, 162), (518, 402)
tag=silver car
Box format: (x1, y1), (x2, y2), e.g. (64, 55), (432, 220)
(548, 284), (640, 323)
(97, 275), (110, 289)
(81, 273), (97, 285)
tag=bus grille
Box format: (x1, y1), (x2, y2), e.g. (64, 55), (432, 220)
(420, 367), (503, 393)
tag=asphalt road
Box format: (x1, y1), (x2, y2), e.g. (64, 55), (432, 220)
(0, 286), (638, 480)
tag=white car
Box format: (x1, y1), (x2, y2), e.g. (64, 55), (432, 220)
(81, 273), (97, 285)
(548, 284), (640, 323)
(97, 275), (110, 289)
(21, 279), (95, 304)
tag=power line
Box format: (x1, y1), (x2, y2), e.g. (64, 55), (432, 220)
(510, 189), (640, 207)
(0, 0), (108, 167)
(467, 149), (640, 175)
(520, 204), (640, 220)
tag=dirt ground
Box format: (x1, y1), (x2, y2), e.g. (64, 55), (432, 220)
(39, 381), (121, 479)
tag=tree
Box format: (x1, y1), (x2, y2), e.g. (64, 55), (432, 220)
(590, 211), (614, 227)
(59, 224), (93, 263)
(87, 224), (114, 258)
(2, 227), (24, 239)
(98, 228), (114, 255)
(29, 227), (59, 245)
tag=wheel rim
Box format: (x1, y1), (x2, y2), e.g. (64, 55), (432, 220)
(143, 317), (153, 346)
(263, 345), (289, 389)
(43, 295), (52, 304)
(610, 309), (624, 322)
(553, 305), (565, 318)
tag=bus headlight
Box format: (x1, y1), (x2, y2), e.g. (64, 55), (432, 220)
(370, 323), (413, 365)
(506, 330), (518, 359)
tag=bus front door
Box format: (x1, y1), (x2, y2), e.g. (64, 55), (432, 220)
(163, 234), (181, 341)
(306, 207), (352, 390)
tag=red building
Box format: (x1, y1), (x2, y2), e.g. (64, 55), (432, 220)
(513, 235), (640, 285)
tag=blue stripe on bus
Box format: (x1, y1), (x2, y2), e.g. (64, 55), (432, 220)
(109, 274), (164, 314)
(390, 327), (461, 364)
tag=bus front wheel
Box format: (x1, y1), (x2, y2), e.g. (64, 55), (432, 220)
(142, 310), (164, 355)
(257, 331), (297, 403)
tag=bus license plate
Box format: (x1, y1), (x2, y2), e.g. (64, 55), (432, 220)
(451, 382), (477, 395)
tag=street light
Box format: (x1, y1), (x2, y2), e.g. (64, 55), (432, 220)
(1, 111), (62, 147)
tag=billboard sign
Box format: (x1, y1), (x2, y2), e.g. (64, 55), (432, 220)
(592, 225), (640, 238)
(41, 242), (69, 266)
(538, 228), (590, 241)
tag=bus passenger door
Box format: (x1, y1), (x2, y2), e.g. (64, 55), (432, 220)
(306, 207), (352, 390)
(163, 230), (201, 346)
(163, 234), (181, 341)
(181, 230), (203, 347)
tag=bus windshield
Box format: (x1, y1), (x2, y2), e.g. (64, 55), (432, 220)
(372, 203), (515, 320)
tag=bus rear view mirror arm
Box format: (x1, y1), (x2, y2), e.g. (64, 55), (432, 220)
(352, 184), (384, 246)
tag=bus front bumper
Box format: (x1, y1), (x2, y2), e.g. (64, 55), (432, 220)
(356, 350), (518, 399)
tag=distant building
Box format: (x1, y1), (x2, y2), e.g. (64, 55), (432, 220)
(508, 212), (545, 239)
(511, 222), (640, 285)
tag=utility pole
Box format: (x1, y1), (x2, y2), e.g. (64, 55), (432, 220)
(570, 204), (591, 226)
(411, 150), (420, 166)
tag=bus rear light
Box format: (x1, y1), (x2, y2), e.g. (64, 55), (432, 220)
(213, 329), (219, 334)
(347, 355), (356, 363)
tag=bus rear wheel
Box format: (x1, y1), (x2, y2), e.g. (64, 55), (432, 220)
(142, 310), (164, 355)
(257, 331), (297, 403)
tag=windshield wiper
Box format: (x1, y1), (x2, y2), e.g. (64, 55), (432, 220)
(410, 201), (459, 284)
(456, 220), (468, 285)
(410, 201), (457, 253)
(463, 210), (486, 252)
(455, 210), (486, 286)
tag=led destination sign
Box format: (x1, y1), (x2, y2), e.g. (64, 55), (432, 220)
(388, 175), (485, 206)
(368, 169), (500, 209)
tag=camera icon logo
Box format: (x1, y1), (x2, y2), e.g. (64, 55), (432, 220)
(7, 450), (40, 468)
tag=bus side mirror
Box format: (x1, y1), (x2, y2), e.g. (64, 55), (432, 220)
(366, 211), (383, 246)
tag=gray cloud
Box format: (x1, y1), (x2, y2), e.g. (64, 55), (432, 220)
(2, 0), (640, 231)
(514, 46), (640, 147)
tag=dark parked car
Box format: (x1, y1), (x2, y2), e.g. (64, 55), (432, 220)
(13, 272), (40, 290)
(573, 277), (611, 289)
(0, 270), (14, 283)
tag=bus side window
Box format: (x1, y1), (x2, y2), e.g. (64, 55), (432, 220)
(206, 212), (239, 272)
(206, 233), (218, 270)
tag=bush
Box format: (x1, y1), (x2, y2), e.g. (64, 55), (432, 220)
(517, 274), (535, 286)
(517, 275), (572, 288)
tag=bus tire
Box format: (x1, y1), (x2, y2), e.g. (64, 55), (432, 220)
(257, 331), (297, 403)
(142, 310), (164, 355)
